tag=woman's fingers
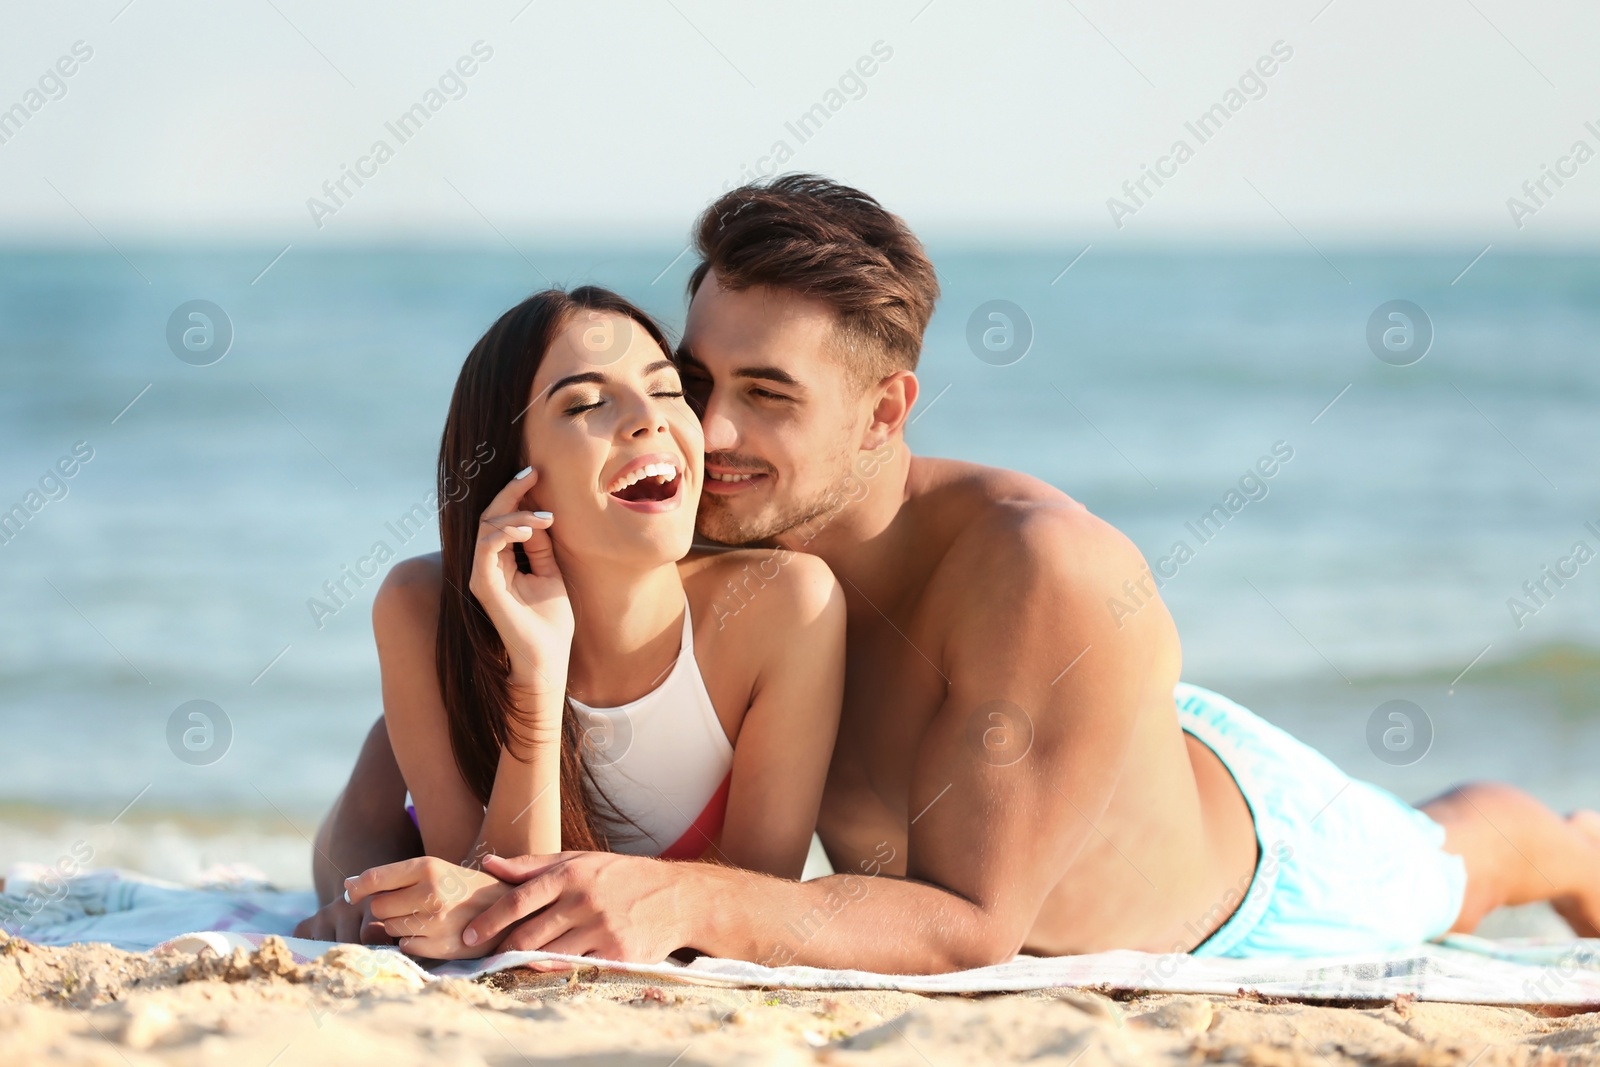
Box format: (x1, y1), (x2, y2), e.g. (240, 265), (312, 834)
(343, 858), (426, 906)
(480, 466), (538, 522)
(475, 512), (553, 567)
(396, 934), (457, 960)
(480, 510), (552, 532)
(469, 468), (542, 592)
(518, 515), (558, 578)
(472, 511), (554, 597)
(364, 883), (439, 922)
(378, 911), (431, 939)
(378, 899), (462, 940)
(478, 511), (553, 546)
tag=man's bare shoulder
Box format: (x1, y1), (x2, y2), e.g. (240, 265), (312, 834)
(955, 501), (1141, 605)
(908, 455), (1088, 509)
(908, 457), (1135, 581)
(905, 458), (1160, 641)
(907, 461), (1178, 688)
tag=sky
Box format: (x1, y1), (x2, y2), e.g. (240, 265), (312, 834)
(1, 0), (1597, 246)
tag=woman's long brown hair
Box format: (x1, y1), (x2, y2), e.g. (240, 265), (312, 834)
(435, 286), (676, 852)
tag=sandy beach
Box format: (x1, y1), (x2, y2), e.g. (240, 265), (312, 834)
(2, 931), (1596, 1066)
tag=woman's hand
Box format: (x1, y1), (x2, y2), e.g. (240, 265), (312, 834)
(292, 893), (395, 946)
(459, 852), (692, 965)
(469, 466), (573, 699)
(342, 857), (515, 960)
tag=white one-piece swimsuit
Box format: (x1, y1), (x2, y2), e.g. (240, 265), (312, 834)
(567, 597), (734, 859)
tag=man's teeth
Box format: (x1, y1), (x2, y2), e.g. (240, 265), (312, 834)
(610, 463), (679, 493)
(708, 470), (758, 483)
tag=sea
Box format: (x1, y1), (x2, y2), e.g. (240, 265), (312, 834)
(1, 244), (1597, 897)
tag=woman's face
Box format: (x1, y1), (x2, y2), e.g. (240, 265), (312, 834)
(519, 310), (703, 567)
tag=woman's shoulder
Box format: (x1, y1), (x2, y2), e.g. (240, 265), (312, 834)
(679, 546), (842, 636)
(373, 552), (444, 632)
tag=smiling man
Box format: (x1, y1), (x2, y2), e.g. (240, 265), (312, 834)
(312, 176), (1600, 970)
(455, 179), (1264, 969)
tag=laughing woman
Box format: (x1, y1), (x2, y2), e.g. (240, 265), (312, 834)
(298, 287), (844, 959)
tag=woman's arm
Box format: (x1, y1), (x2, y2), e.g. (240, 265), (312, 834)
(382, 470), (572, 866)
(345, 471), (574, 957)
(374, 555), (487, 865)
(357, 549), (844, 960)
(462, 468), (572, 859)
(294, 555), (497, 949)
(471, 690), (564, 860)
(714, 551), (847, 879)
(449, 550), (847, 960)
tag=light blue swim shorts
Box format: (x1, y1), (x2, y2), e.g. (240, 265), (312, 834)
(1175, 683), (1468, 958)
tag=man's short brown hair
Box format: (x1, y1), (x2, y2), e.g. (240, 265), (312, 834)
(688, 174), (940, 384)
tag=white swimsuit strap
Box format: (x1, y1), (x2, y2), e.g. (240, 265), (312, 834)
(565, 594), (704, 719)
(676, 592), (695, 656)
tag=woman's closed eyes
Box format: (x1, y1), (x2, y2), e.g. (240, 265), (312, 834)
(560, 381), (686, 418)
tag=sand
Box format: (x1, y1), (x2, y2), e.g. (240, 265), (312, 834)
(3, 931), (1598, 1066)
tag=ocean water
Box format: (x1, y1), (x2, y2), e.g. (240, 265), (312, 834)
(1, 244), (1597, 890)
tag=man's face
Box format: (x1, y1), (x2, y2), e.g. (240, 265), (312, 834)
(679, 272), (870, 546)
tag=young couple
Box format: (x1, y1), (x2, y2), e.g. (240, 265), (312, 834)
(296, 175), (1600, 970)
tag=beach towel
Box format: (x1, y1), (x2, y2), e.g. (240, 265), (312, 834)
(6, 864), (1599, 1006)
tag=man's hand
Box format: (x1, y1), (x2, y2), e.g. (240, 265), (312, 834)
(343, 857), (515, 960)
(464, 852), (690, 964)
(292, 893), (394, 945)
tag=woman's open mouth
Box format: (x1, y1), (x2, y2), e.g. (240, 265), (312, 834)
(605, 457), (685, 513)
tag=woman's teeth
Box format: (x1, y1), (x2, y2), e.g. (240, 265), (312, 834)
(608, 462), (679, 495)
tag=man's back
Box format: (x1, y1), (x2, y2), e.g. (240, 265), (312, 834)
(813, 455), (1259, 954)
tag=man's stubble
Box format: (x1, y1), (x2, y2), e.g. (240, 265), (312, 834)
(695, 439), (861, 547)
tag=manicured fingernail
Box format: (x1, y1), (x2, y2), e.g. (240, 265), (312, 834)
(462, 929), (478, 946)
(515, 466), (533, 479)
(511, 526), (532, 537)
(343, 888), (352, 904)
(532, 511), (552, 521)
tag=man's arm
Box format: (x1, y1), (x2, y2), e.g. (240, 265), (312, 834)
(471, 506), (1168, 971)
